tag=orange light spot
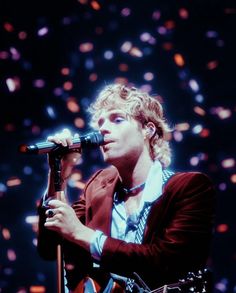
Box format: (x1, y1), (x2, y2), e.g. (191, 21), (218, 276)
(129, 47), (143, 57)
(174, 53), (185, 67)
(74, 117), (85, 128)
(67, 97), (80, 113)
(61, 67), (70, 75)
(91, 1), (101, 10)
(175, 123), (190, 131)
(30, 286), (46, 293)
(194, 106), (206, 116)
(79, 42), (94, 53)
(230, 174), (236, 183)
(2, 228), (11, 240)
(63, 81), (73, 91)
(6, 177), (22, 187)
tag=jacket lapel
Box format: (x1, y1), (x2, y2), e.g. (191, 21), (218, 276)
(87, 172), (119, 236)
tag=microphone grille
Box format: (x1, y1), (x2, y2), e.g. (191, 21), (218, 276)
(81, 131), (104, 147)
(90, 131), (104, 146)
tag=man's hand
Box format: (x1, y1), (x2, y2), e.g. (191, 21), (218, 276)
(47, 128), (82, 168)
(45, 199), (95, 251)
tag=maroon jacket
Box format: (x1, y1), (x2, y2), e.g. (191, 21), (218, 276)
(38, 166), (215, 291)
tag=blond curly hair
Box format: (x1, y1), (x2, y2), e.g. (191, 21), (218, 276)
(88, 84), (172, 168)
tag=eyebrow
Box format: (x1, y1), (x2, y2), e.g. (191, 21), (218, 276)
(97, 110), (127, 126)
(108, 109), (126, 115)
(99, 109), (126, 118)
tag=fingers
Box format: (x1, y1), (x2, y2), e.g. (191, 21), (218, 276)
(45, 207), (62, 221)
(47, 128), (74, 147)
(44, 207), (61, 230)
(44, 201), (77, 237)
(45, 204), (64, 226)
(46, 199), (65, 208)
(45, 199), (72, 222)
(45, 203), (62, 220)
(46, 208), (55, 218)
(45, 200), (66, 220)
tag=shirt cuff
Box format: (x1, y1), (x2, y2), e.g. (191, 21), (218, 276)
(90, 230), (107, 261)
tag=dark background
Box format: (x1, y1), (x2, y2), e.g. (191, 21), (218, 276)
(0, 0), (235, 292)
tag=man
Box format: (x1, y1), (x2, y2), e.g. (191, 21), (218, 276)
(37, 84), (215, 292)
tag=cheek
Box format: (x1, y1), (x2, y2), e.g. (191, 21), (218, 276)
(124, 133), (145, 152)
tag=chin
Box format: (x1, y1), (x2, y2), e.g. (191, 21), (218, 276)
(103, 154), (121, 166)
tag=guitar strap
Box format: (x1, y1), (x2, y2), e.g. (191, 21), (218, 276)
(125, 169), (175, 292)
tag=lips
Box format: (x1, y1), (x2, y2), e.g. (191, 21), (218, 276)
(104, 141), (113, 145)
(102, 139), (115, 151)
(103, 138), (115, 145)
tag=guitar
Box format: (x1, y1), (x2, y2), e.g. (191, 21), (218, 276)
(132, 269), (212, 293)
(72, 269), (211, 293)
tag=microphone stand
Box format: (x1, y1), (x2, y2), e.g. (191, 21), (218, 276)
(51, 154), (65, 293)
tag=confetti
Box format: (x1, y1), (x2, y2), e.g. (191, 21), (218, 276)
(37, 27), (49, 37)
(67, 97), (80, 113)
(0, 1), (235, 291)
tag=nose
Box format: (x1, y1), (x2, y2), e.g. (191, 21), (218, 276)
(99, 120), (111, 136)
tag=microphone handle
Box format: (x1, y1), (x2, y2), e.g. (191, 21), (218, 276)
(19, 131), (103, 154)
(24, 137), (82, 155)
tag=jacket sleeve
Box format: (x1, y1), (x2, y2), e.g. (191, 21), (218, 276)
(37, 198), (62, 260)
(100, 172), (216, 278)
(37, 192), (87, 260)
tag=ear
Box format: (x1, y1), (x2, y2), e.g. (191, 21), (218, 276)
(143, 122), (157, 139)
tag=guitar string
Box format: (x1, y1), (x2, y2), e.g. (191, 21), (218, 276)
(149, 286), (181, 293)
(148, 277), (204, 293)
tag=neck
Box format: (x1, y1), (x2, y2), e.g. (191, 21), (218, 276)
(116, 153), (153, 190)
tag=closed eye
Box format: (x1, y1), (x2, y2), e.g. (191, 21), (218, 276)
(112, 116), (125, 123)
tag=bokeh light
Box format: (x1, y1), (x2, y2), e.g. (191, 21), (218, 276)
(0, 0), (235, 292)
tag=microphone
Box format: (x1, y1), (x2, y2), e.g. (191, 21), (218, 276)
(19, 131), (104, 155)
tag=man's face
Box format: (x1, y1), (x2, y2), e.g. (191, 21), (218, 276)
(96, 108), (147, 166)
